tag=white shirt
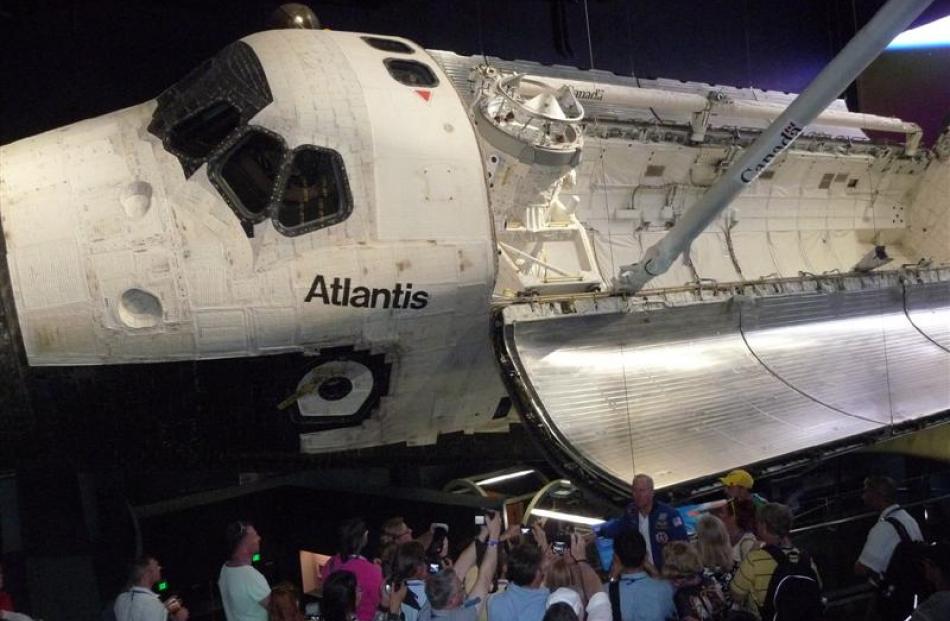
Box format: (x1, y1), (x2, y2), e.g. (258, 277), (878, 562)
(586, 591), (613, 621)
(114, 586), (168, 621)
(857, 504), (923, 574)
(638, 513), (653, 565)
(218, 564), (270, 621)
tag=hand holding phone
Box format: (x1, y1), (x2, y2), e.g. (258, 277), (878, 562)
(388, 581), (408, 614)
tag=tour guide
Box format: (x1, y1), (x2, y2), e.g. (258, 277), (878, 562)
(596, 474), (688, 571)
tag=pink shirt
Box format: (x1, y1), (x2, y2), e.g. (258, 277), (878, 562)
(322, 554), (382, 621)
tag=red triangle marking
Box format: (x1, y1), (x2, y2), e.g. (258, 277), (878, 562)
(415, 89), (432, 102)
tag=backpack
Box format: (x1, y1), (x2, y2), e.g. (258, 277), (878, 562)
(667, 575), (729, 621)
(760, 545), (824, 621)
(879, 517), (929, 604)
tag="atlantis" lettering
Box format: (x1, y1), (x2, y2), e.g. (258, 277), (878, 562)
(304, 275), (430, 310)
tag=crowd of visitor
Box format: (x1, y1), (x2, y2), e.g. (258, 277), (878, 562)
(75, 469), (946, 621)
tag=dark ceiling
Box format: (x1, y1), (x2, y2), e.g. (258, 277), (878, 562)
(1, 0), (948, 144)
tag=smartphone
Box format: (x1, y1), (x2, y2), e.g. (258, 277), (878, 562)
(520, 526), (531, 535)
(428, 562), (441, 574)
(552, 541), (567, 555)
(475, 515), (486, 525)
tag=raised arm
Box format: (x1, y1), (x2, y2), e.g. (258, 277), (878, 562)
(569, 532), (604, 602)
(470, 512), (502, 614)
(452, 522), (488, 581)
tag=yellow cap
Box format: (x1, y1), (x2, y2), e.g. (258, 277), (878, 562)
(720, 469), (754, 489)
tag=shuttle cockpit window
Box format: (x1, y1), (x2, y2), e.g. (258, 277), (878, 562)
(362, 36), (413, 54)
(383, 59), (438, 87)
(209, 127), (287, 222)
(274, 146), (352, 236)
(148, 41), (273, 177)
(166, 101), (241, 159)
(208, 133), (352, 238)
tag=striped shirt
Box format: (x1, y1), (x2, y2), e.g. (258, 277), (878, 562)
(729, 546), (821, 613)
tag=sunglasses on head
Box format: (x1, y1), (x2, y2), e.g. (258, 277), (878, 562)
(233, 521), (253, 543)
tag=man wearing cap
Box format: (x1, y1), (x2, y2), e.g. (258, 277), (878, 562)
(720, 469), (767, 510)
(597, 474), (687, 571)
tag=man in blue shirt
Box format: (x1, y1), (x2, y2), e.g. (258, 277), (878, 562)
(424, 512), (501, 621)
(486, 543), (549, 621)
(608, 530), (676, 621)
(597, 474), (687, 570)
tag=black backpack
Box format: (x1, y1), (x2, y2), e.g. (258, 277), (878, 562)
(608, 580), (623, 621)
(760, 545), (824, 621)
(879, 517), (929, 603)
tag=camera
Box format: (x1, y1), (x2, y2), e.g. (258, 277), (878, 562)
(386, 580), (403, 593)
(427, 523), (449, 569)
(475, 509), (497, 526)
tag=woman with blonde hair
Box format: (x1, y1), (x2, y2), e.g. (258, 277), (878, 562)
(694, 514), (736, 610)
(662, 541), (728, 621)
(267, 582), (304, 621)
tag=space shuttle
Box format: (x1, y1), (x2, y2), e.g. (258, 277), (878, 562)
(1, 1), (947, 497)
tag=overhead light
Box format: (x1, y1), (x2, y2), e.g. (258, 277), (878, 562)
(887, 15), (950, 50)
(530, 508), (605, 526)
(475, 469), (536, 486)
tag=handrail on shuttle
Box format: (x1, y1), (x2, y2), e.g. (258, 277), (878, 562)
(518, 76), (923, 153)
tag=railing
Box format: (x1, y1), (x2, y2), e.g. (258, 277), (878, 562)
(789, 488), (950, 616)
(792, 490), (950, 535)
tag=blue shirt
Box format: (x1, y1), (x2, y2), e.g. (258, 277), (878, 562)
(615, 572), (677, 621)
(486, 583), (549, 621)
(402, 579), (429, 621)
(599, 501), (688, 570)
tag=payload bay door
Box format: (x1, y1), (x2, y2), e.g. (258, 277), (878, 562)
(496, 271), (950, 495)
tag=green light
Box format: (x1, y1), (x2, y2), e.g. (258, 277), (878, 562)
(157, 580), (168, 592)
(252, 553), (261, 563)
